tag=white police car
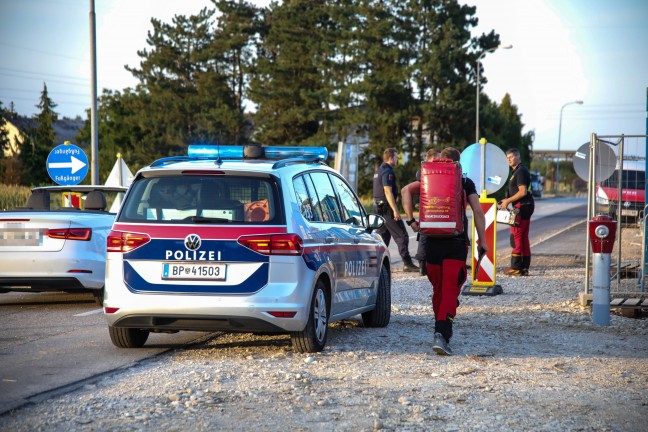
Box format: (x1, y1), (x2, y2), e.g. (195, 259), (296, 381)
(104, 145), (391, 353)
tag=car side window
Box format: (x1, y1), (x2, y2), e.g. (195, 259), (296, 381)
(302, 174), (325, 222)
(308, 172), (343, 223)
(293, 176), (315, 221)
(329, 174), (366, 226)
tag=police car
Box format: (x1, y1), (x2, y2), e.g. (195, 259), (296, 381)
(104, 145), (391, 353)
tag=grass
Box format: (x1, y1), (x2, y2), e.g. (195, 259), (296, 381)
(0, 184), (31, 210)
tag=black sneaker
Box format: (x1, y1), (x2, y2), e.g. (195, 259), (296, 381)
(432, 333), (452, 356)
(403, 261), (419, 273)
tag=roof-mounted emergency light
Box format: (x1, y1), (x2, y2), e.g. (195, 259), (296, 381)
(187, 145), (328, 161)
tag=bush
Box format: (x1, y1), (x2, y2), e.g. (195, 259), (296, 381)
(0, 184), (31, 210)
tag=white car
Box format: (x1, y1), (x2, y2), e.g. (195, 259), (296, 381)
(104, 145), (391, 353)
(0, 185), (127, 304)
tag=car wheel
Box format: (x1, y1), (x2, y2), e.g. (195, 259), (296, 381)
(109, 326), (149, 348)
(362, 265), (391, 327)
(291, 280), (328, 353)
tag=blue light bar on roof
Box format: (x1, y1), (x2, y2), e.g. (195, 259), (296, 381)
(187, 145), (328, 161)
(264, 146), (328, 160)
(188, 145), (243, 159)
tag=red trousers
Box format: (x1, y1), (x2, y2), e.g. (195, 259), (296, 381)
(426, 259), (466, 322)
(510, 217), (531, 270)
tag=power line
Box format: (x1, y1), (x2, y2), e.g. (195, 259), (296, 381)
(0, 43), (88, 62)
(0, 67), (89, 83)
(0, 95), (89, 107)
(0, 87), (89, 97)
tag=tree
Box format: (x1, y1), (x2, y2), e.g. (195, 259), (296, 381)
(0, 101), (9, 158)
(250, 0), (335, 146)
(126, 8), (244, 154)
(19, 83), (57, 185)
(76, 88), (148, 183)
(211, 0), (263, 144)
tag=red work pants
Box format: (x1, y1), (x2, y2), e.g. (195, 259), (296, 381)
(426, 259), (466, 322)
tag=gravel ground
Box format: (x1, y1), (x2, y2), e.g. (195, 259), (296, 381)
(1, 256), (647, 432)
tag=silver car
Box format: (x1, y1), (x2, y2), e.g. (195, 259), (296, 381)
(0, 185), (127, 304)
(104, 145), (391, 353)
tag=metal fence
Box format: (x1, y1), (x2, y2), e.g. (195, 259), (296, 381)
(582, 134), (647, 311)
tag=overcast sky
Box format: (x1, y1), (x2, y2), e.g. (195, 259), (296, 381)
(0, 0), (646, 155)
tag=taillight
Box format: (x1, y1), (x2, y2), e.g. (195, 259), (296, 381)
(238, 233), (303, 256)
(107, 230), (151, 253)
(267, 311), (297, 318)
(47, 228), (92, 241)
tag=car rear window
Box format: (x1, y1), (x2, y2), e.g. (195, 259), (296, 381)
(117, 175), (281, 224)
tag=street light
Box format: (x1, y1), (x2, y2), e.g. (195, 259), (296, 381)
(555, 100), (583, 194)
(475, 44), (512, 143)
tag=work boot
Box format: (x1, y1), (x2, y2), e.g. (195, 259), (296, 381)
(432, 333), (452, 356)
(504, 268), (522, 276)
(419, 262), (427, 276)
(402, 258), (419, 273)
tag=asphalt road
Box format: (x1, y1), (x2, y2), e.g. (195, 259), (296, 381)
(0, 196), (588, 415)
(0, 292), (213, 414)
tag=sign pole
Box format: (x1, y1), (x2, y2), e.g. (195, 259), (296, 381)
(89, 0), (99, 184)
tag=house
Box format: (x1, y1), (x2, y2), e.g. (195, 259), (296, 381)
(1, 115), (84, 157)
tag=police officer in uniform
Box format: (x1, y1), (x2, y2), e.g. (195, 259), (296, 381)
(373, 148), (418, 272)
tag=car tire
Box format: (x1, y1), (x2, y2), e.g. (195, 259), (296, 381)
(362, 265), (391, 327)
(109, 326), (149, 348)
(291, 280), (328, 353)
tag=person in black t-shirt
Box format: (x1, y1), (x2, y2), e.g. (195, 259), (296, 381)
(373, 148), (418, 272)
(402, 147), (488, 356)
(499, 148), (535, 276)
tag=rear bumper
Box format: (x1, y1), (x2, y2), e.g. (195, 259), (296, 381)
(110, 314), (286, 333)
(104, 255), (318, 333)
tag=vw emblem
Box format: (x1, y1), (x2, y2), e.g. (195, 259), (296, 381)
(184, 234), (201, 251)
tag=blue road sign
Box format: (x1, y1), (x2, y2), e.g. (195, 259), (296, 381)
(47, 143), (89, 185)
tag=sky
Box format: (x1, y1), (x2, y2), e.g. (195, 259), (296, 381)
(0, 0), (646, 154)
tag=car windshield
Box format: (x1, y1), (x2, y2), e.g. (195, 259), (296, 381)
(600, 169), (645, 190)
(22, 189), (125, 213)
(117, 175), (281, 224)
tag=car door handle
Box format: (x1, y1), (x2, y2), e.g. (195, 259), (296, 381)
(353, 237), (361, 244)
(325, 236), (335, 244)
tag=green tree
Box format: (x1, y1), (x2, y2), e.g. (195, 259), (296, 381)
(480, 93), (534, 163)
(0, 102), (9, 155)
(250, 0), (334, 146)
(76, 89), (148, 183)
(0, 101), (9, 181)
(212, 0), (263, 144)
(126, 8), (243, 154)
(19, 83), (57, 185)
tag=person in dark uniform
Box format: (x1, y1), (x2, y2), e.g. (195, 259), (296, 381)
(373, 148), (418, 272)
(499, 148), (535, 276)
(402, 147), (488, 356)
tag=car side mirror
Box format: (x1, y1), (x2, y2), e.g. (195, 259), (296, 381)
(366, 214), (385, 233)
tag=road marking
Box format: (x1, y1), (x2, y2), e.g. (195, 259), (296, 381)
(74, 309), (103, 317)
